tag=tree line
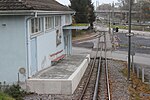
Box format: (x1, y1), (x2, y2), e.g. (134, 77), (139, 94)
(69, 0), (95, 29)
(97, 0), (150, 22)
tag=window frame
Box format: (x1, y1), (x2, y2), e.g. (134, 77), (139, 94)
(45, 16), (54, 30)
(55, 16), (61, 27)
(30, 17), (42, 35)
(65, 15), (71, 24)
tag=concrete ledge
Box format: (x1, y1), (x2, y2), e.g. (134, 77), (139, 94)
(27, 54), (90, 94)
(69, 54), (90, 94)
(27, 79), (71, 94)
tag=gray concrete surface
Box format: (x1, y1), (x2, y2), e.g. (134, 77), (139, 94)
(27, 54), (90, 94)
(34, 55), (86, 79)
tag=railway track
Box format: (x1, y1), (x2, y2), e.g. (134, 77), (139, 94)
(75, 32), (111, 100)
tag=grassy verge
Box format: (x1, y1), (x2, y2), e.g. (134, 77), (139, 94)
(72, 29), (94, 41)
(111, 25), (150, 32)
(0, 92), (15, 100)
(121, 67), (150, 99)
(72, 23), (89, 26)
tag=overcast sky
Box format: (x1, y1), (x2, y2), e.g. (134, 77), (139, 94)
(56, 0), (118, 7)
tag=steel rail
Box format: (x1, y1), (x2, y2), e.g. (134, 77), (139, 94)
(93, 43), (103, 100)
(105, 33), (111, 100)
(106, 54), (111, 100)
(79, 34), (101, 100)
(93, 31), (111, 100)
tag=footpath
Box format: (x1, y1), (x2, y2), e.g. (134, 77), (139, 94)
(111, 51), (150, 66)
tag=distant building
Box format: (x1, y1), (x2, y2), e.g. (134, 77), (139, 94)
(0, 0), (75, 83)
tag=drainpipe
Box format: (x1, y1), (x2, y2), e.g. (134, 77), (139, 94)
(25, 11), (37, 78)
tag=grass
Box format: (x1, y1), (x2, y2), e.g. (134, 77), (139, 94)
(0, 92), (15, 100)
(111, 25), (150, 32)
(111, 25), (128, 29)
(72, 30), (88, 40)
(72, 29), (94, 41)
(121, 67), (150, 100)
(72, 23), (89, 26)
(119, 44), (128, 48)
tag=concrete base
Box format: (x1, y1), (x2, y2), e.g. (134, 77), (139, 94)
(27, 54), (90, 94)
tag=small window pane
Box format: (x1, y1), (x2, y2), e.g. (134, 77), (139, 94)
(45, 16), (54, 30)
(31, 18), (42, 34)
(31, 19), (34, 33)
(65, 15), (70, 24)
(55, 16), (61, 27)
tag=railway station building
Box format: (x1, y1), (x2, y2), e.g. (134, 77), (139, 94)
(0, 0), (75, 83)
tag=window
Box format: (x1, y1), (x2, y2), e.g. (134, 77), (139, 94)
(31, 18), (42, 34)
(55, 16), (61, 27)
(65, 15), (71, 24)
(45, 16), (54, 30)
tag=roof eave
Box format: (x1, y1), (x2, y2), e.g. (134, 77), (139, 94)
(0, 10), (75, 15)
(37, 10), (75, 15)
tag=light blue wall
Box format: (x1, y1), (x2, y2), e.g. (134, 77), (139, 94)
(0, 16), (26, 83)
(28, 15), (70, 74)
(0, 14), (73, 82)
(36, 28), (65, 71)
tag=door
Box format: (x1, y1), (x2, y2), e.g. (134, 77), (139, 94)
(30, 38), (37, 76)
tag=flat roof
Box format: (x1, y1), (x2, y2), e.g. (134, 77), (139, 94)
(63, 25), (89, 30)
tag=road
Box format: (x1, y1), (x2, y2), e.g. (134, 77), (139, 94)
(73, 26), (150, 66)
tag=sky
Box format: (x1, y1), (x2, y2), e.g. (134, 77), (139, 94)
(56, 0), (118, 7)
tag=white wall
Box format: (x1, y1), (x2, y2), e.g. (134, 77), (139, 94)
(0, 16), (26, 83)
(36, 29), (65, 71)
(28, 14), (72, 76)
(0, 14), (73, 83)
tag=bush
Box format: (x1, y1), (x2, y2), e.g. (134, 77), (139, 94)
(0, 92), (14, 100)
(4, 84), (26, 100)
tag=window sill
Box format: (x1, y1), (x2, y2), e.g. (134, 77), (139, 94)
(55, 26), (61, 29)
(30, 31), (44, 38)
(45, 28), (55, 33)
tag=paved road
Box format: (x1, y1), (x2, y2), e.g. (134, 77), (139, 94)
(116, 29), (150, 54)
(74, 26), (150, 66)
(110, 30), (150, 65)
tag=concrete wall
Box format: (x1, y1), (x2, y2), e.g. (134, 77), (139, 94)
(27, 54), (90, 94)
(69, 54), (90, 94)
(27, 79), (72, 94)
(0, 16), (26, 83)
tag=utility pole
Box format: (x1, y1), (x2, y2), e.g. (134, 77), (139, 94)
(108, 8), (111, 35)
(112, 2), (115, 34)
(127, 0), (132, 82)
(111, 2), (115, 43)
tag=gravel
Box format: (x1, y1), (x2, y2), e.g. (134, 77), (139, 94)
(108, 59), (130, 100)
